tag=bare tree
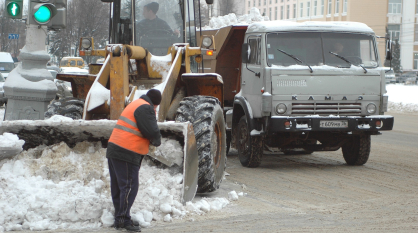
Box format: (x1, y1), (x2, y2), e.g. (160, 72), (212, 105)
(217, 0), (238, 16)
(49, 0), (110, 64)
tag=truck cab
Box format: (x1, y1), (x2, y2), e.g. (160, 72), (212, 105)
(226, 21), (394, 167)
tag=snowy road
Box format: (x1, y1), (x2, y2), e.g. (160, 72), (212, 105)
(10, 111), (418, 233)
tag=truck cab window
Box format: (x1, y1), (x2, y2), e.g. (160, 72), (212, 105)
(267, 32), (323, 67)
(322, 33), (378, 67)
(248, 38), (261, 65)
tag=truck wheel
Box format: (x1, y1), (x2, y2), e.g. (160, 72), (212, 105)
(237, 116), (263, 168)
(45, 97), (85, 120)
(175, 96), (227, 193)
(342, 134), (371, 165)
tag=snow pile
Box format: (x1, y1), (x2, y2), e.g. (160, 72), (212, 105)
(44, 115), (74, 122)
(388, 102), (418, 113)
(0, 139), (234, 231)
(386, 84), (418, 113)
(0, 133), (25, 160)
(153, 137), (184, 166)
(202, 7), (268, 30)
(228, 191), (239, 201)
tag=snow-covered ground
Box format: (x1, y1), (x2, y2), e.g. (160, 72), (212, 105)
(386, 84), (418, 113)
(0, 139), (239, 232)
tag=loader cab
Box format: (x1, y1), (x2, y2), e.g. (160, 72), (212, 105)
(109, 0), (200, 63)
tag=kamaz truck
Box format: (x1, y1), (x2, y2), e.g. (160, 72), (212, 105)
(199, 21), (394, 167)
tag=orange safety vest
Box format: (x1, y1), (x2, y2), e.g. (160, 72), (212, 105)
(108, 98), (151, 155)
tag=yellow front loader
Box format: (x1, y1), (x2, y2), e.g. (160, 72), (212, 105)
(0, 0), (225, 202)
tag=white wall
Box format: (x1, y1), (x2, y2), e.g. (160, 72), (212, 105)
(400, 0), (415, 70)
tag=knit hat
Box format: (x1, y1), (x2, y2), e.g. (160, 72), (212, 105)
(145, 2), (159, 14)
(146, 89), (162, 105)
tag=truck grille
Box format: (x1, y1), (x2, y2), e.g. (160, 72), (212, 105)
(291, 103), (362, 116)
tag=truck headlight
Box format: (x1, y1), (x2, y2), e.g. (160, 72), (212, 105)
(202, 37), (213, 48)
(366, 103), (377, 114)
(276, 103), (287, 114)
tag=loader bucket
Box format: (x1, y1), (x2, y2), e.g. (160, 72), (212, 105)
(0, 120), (198, 203)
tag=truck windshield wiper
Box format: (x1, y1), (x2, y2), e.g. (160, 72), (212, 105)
(329, 52), (367, 73)
(277, 49), (313, 73)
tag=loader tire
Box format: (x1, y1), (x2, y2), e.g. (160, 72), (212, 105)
(175, 96), (227, 193)
(342, 134), (370, 165)
(237, 116), (263, 168)
(45, 97), (85, 120)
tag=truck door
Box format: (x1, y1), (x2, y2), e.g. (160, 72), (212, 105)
(241, 36), (264, 118)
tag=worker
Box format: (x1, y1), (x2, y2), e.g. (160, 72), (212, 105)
(136, 2), (179, 38)
(106, 89), (162, 232)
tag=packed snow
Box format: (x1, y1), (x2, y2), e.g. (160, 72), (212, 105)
(202, 8), (268, 30)
(0, 137), (233, 232)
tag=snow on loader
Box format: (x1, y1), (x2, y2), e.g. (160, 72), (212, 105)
(0, 0), (226, 203)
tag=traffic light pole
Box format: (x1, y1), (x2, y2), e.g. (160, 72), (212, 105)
(3, 24), (57, 120)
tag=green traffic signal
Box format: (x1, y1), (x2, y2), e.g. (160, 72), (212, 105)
(34, 5), (52, 23)
(6, 2), (21, 17)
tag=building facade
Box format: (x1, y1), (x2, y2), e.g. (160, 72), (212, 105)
(245, 0), (418, 71)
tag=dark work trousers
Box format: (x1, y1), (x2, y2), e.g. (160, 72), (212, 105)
(108, 157), (141, 226)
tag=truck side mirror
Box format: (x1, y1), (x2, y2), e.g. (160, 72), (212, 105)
(386, 40), (393, 61)
(205, 0), (214, 4)
(241, 43), (249, 63)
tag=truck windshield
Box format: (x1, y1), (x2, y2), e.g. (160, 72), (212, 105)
(134, 0), (184, 55)
(267, 32), (378, 68)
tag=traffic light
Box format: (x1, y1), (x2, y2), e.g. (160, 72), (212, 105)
(29, 0), (67, 30)
(49, 0), (66, 30)
(5, 0), (23, 19)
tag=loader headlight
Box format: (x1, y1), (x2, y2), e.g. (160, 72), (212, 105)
(276, 103), (287, 114)
(81, 38), (92, 50)
(202, 37), (213, 48)
(366, 103), (377, 114)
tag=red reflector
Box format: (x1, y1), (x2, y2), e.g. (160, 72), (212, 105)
(79, 51), (85, 56)
(376, 120), (382, 127)
(261, 89), (264, 93)
(206, 50), (214, 56)
(284, 121), (291, 127)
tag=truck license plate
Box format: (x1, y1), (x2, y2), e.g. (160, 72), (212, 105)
(320, 120), (348, 128)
